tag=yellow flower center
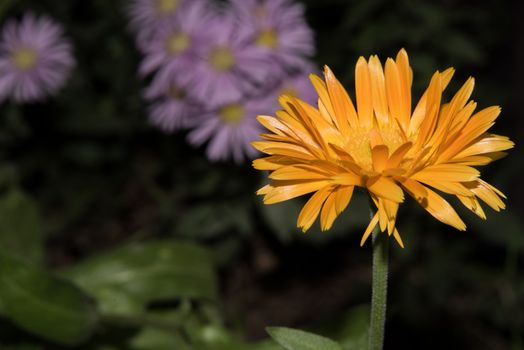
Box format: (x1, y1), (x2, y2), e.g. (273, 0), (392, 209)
(343, 124), (407, 171)
(11, 47), (38, 71)
(154, 0), (179, 14)
(219, 104), (245, 124)
(209, 47), (235, 72)
(256, 29), (278, 48)
(167, 32), (190, 55)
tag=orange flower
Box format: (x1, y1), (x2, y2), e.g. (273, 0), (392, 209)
(252, 49), (514, 247)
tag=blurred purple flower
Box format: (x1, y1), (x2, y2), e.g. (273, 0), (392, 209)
(0, 13), (75, 103)
(230, 0), (315, 71)
(127, 0), (188, 33)
(138, 0), (212, 78)
(144, 67), (202, 132)
(274, 61), (318, 105)
(187, 96), (275, 163)
(183, 13), (276, 108)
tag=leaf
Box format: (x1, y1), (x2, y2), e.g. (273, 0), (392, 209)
(267, 327), (342, 350)
(0, 188), (43, 263)
(64, 241), (217, 315)
(0, 252), (98, 345)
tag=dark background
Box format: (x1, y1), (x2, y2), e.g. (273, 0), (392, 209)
(0, 0), (522, 349)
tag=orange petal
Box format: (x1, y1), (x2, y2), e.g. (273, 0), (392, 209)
(367, 176), (405, 202)
(411, 164), (480, 183)
(372, 145), (389, 173)
(355, 57), (373, 128)
(269, 165), (330, 181)
(297, 186), (332, 232)
(387, 142), (412, 169)
(324, 66), (359, 130)
(263, 180), (331, 204)
(360, 212), (380, 246)
(408, 184), (466, 231)
(368, 55), (389, 126)
(458, 195), (486, 220)
(320, 191), (339, 231)
(393, 228), (405, 248)
(334, 186), (354, 215)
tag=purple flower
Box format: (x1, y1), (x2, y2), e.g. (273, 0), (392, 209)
(187, 96), (275, 163)
(144, 67), (202, 132)
(274, 61), (319, 105)
(0, 13), (75, 103)
(138, 0), (211, 78)
(127, 0), (188, 33)
(183, 13), (275, 108)
(230, 0), (315, 71)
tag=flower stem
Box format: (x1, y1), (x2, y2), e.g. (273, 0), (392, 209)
(368, 205), (389, 350)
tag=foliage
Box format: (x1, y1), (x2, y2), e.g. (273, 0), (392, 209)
(0, 0), (521, 349)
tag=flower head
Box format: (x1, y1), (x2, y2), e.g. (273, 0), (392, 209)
(183, 13), (275, 108)
(274, 62), (318, 105)
(144, 68), (201, 132)
(188, 95), (275, 163)
(0, 13), (75, 102)
(253, 49), (514, 247)
(138, 0), (211, 77)
(230, 0), (314, 70)
(128, 0), (186, 34)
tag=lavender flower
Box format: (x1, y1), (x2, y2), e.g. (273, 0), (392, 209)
(144, 67), (202, 132)
(127, 0), (188, 33)
(230, 0), (314, 71)
(274, 61), (319, 105)
(187, 96), (275, 163)
(183, 13), (275, 108)
(0, 13), (75, 103)
(139, 0), (211, 78)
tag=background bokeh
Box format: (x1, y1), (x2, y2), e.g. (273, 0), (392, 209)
(0, 0), (522, 349)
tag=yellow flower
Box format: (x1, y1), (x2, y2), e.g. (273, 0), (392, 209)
(252, 49), (514, 248)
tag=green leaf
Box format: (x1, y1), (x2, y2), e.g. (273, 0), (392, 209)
(64, 241), (217, 315)
(0, 188), (43, 263)
(0, 253), (98, 345)
(267, 327), (342, 350)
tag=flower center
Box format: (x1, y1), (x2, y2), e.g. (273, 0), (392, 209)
(167, 32), (190, 55)
(219, 104), (245, 124)
(209, 46), (235, 72)
(155, 0), (179, 15)
(343, 124), (407, 171)
(256, 29), (278, 48)
(11, 47), (38, 71)
(168, 84), (185, 100)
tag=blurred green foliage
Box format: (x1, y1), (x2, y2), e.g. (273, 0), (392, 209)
(0, 0), (522, 349)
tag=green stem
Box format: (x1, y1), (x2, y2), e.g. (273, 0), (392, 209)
(368, 204), (389, 350)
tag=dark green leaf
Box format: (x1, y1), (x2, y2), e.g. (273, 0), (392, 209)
(267, 327), (342, 350)
(0, 188), (43, 263)
(0, 253), (98, 345)
(64, 241), (217, 315)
